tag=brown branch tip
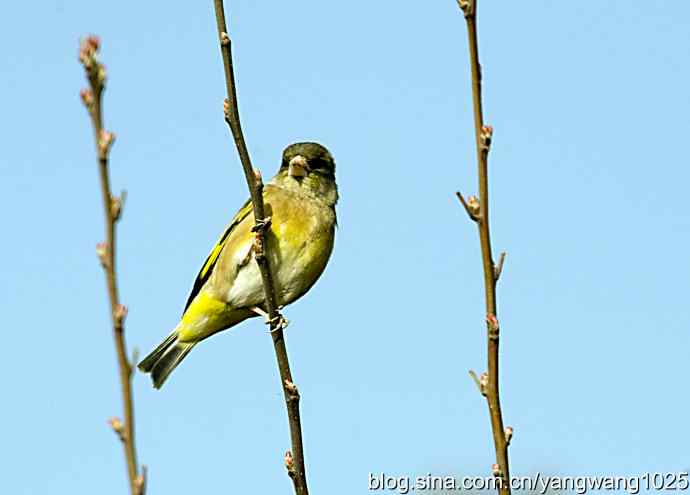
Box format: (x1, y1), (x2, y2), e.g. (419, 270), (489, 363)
(80, 36), (144, 495)
(455, 3), (512, 493)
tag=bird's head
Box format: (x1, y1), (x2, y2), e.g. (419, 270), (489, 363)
(277, 142), (338, 206)
(281, 142), (335, 180)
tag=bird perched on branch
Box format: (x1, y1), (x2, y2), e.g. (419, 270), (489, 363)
(139, 142), (338, 388)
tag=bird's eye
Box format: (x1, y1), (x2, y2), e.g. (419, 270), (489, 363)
(310, 158), (326, 171)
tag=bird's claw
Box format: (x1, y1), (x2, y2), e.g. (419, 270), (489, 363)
(251, 216), (272, 233)
(250, 306), (289, 332)
(268, 314), (289, 333)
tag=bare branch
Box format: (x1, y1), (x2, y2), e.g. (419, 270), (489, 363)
(455, 1), (512, 493)
(79, 35), (145, 495)
(493, 252), (506, 281)
(211, 3), (309, 494)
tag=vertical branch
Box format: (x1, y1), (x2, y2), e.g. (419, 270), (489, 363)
(211, 3), (309, 494)
(79, 37), (146, 495)
(455, 1), (512, 493)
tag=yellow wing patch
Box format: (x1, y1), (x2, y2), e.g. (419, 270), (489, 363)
(183, 199), (253, 313)
(199, 241), (224, 279)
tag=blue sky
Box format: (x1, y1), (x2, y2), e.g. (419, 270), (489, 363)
(1, 1), (689, 494)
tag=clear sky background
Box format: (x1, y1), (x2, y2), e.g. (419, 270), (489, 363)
(1, 1), (689, 494)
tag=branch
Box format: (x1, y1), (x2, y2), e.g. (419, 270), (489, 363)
(494, 252), (506, 282)
(79, 36), (145, 495)
(455, 1), (512, 493)
(211, 3), (309, 494)
(456, 191), (481, 222)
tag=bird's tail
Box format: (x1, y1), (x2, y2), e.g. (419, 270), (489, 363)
(138, 330), (196, 389)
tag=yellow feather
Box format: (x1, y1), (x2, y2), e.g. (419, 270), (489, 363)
(178, 291), (254, 343)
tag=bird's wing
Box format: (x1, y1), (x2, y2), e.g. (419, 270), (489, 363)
(183, 198), (253, 312)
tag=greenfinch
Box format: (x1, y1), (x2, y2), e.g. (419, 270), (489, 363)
(139, 142), (338, 388)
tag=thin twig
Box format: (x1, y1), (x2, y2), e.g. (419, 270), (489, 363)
(494, 252), (506, 281)
(456, 191), (481, 222)
(79, 36), (145, 495)
(455, 1), (512, 493)
(211, 3), (309, 494)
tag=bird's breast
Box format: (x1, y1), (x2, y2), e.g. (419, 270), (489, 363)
(270, 201), (335, 305)
(224, 190), (335, 309)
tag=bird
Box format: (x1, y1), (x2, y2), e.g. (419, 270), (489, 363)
(138, 142), (338, 388)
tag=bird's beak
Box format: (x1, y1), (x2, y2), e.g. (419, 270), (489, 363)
(288, 155), (309, 178)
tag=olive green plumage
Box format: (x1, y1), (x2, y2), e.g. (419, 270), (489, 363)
(139, 142), (338, 388)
